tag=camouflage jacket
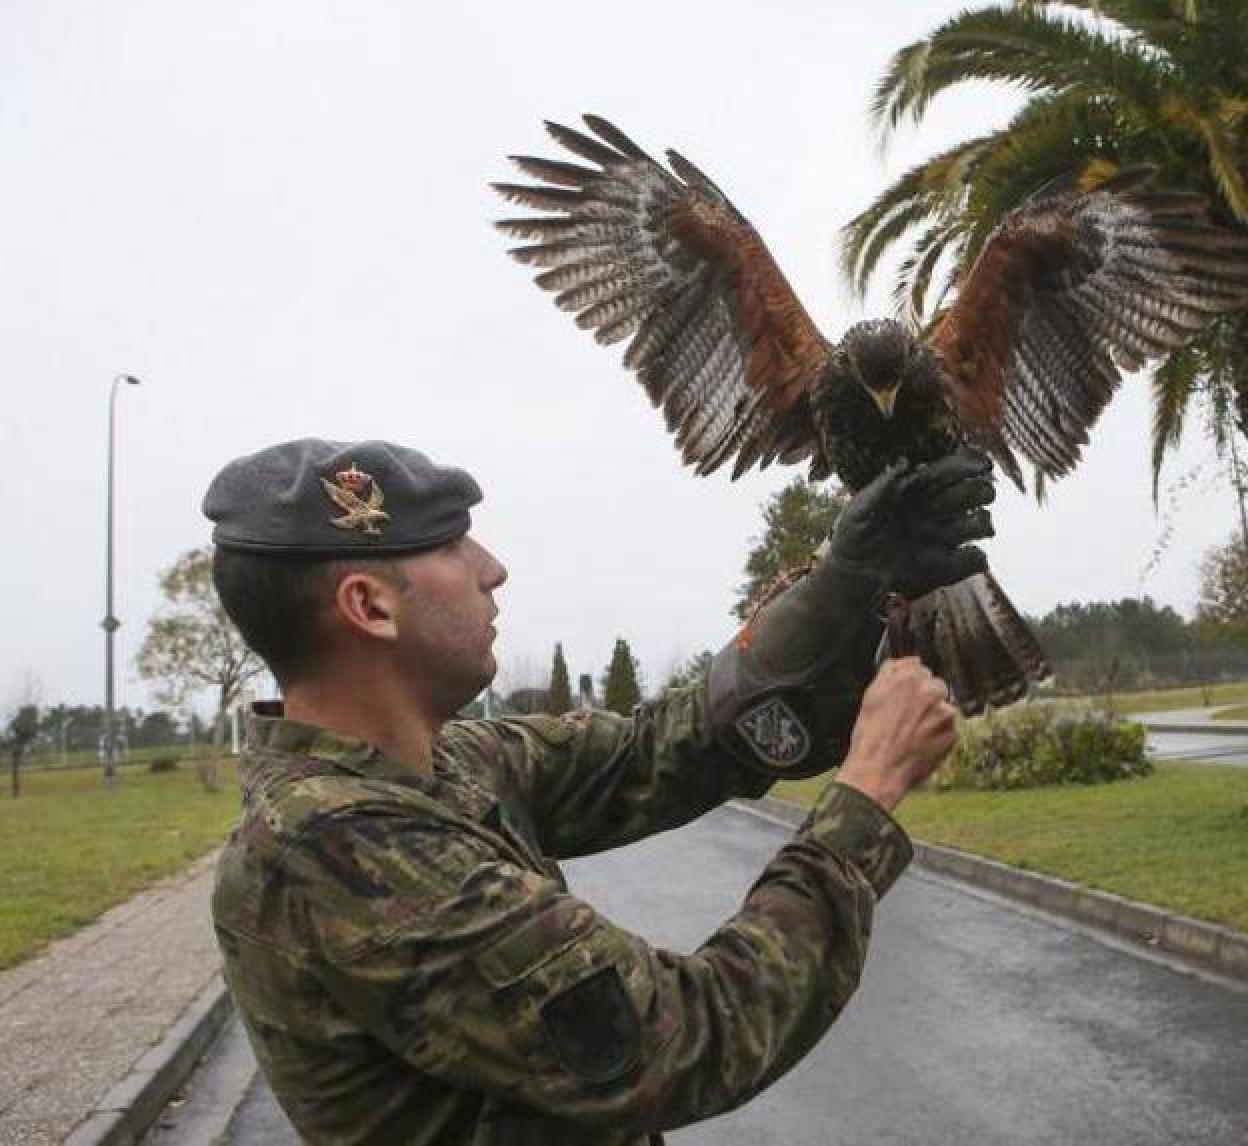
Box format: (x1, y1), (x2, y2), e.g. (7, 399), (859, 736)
(213, 687), (912, 1145)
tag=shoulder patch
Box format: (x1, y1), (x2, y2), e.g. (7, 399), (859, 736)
(540, 966), (640, 1085)
(735, 697), (811, 770)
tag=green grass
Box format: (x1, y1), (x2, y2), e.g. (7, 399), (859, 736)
(1072, 681), (1248, 714)
(777, 762), (1248, 932)
(19, 744), (215, 774)
(0, 760), (239, 969)
(1213, 705), (1248, 721)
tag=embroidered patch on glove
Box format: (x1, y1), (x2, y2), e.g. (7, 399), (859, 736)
(735, 697), (811, 770)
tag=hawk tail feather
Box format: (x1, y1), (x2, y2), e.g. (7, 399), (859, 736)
(908, 572), (1051, 716)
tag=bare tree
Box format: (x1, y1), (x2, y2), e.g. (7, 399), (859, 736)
(1197, 536), (1248, 646)
(494, 649), (545, 711)
(136, 548), (264, 746)
(663, 650), (713, 692)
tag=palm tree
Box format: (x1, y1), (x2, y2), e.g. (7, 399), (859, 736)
(841, 0), (1248, 498)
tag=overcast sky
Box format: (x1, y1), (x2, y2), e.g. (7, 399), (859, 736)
(1, 0), (1238, 714)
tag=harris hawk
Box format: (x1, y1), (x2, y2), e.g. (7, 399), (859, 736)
(494, 116), (1248, 715)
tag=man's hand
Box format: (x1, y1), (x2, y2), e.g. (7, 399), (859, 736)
(836, 657), (957, 812)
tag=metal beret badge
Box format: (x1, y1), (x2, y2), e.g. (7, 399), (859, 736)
(320, 463), (390, 537)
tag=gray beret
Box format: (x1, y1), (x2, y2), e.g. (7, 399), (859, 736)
(203, 438), (482, 556)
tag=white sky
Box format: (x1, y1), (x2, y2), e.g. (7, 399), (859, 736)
(1, 0), (1238, 712)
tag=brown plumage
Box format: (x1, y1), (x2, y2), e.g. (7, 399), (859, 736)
(494, 116), (1248, 714)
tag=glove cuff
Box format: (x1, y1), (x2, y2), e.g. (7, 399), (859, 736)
(708, 557), (888, 780)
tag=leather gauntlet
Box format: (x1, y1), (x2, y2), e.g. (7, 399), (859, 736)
(707, 550), (887, 780)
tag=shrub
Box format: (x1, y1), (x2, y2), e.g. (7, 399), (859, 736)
(931, 703), (1152, 791)
(148, 755), (180, 773)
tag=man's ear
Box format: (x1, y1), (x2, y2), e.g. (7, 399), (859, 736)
(331, 571), (401, 642)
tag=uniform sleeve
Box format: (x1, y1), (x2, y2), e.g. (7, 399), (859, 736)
(287, 781), (912, 1135)
(446, 682), (770, 859)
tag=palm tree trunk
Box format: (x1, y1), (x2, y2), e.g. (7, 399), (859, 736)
(1229, 426), (1248, 546)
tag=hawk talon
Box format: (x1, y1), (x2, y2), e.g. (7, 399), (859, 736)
(881, 592), (916, 659)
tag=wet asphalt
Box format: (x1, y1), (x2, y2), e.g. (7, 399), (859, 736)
(166, 802), (1248, 1145)
(1149, 728), (1248, 768)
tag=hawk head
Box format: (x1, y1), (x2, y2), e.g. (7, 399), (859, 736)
(841, 318), (916, 420)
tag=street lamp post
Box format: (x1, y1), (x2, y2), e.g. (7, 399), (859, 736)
(102, 373), (141, 785)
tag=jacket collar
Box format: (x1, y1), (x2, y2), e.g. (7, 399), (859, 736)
(245, 701), (430, 786)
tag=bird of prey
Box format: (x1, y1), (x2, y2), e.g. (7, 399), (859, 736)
(494, 115), (1248, 714)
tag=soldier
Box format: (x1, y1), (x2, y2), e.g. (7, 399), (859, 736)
(205, 437), (995, 1145)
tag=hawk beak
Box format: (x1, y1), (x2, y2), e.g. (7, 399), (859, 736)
(871, 385), (900, 420)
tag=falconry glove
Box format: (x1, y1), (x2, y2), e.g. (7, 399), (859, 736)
(836, 447), (995, 599)
(707, 449), (996, 779)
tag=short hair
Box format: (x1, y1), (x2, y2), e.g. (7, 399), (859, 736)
(211, 547), (409, 687)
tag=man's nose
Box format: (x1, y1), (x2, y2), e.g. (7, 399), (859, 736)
(481, 548), (508, 590)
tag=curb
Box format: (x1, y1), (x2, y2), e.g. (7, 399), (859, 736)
(64, 976), (234, 1146)
(736, 795), (1248, 983)
(1143, 721), (1248, 736)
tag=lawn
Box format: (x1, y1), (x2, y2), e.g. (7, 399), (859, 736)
(18, 743), (216, 775)
(776, 761), (1248, 932)
(1072, 681), (1248, 715)
(1213, 705), (1248, 721)
(0, 760), (240, 969)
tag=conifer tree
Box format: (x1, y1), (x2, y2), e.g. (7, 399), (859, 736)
(602, 638), (642, 715)
(546, 642), (574, 715)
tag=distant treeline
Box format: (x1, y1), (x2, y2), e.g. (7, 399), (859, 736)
(21, 704), (206, 761)
(1029, 598), (1248, 693)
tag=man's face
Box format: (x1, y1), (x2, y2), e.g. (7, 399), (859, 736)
(392, 534), (508, 717)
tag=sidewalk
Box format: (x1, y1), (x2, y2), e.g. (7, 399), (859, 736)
(0, 853), (224, 1146)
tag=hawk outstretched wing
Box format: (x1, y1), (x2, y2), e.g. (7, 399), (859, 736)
(929, 170), (1248, 488)
(495, 116), (831, 479)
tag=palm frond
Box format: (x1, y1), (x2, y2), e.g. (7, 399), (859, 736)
(852, 200), (951, 301)
(959, 93), (1125, 257)
(840, 137), (988, 296)
(873, 6), (1170, 140)
(853, 93), (1123, 317)
(1184, 105), (1248, 222)
(1023, 0), (1248, 87)
(1020, 0), (1192, 49)
(897, 222), (964, 324)
(1150, 344), (1201, 500)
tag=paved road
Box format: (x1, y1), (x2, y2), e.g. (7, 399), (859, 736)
(156, 803), (1248, 1145)
(1149, 728), (1248, 767)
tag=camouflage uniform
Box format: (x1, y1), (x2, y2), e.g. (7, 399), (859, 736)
(213, 684), (912, 1145)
